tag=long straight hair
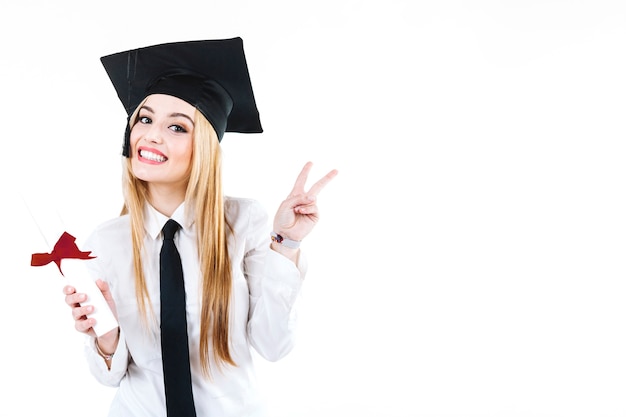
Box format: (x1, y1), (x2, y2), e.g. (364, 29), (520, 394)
(121, 100), (234, 376)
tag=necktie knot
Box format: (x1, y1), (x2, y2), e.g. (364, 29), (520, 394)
(162, 219), (180, 241)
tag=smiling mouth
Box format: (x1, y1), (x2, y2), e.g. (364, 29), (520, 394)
(139, 150), (168, 163)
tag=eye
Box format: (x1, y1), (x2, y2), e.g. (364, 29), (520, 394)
(169, 124), (188, 133)
(138, 116), (152, 124)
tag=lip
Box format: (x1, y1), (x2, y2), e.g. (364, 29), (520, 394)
(137, 146), (168, 164)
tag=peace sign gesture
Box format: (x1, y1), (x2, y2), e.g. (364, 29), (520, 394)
(272, 162), (338, 247)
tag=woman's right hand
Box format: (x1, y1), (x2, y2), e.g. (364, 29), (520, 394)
(63, 280), (120, 351)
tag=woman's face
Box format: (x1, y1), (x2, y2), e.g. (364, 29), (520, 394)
(130, 94), (195, 191)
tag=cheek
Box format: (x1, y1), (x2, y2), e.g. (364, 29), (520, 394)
(175, 140), (194, 164)
(129, 130), (141, 152)
(185, 143), (194, 161)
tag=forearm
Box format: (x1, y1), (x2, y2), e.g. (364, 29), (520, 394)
(270, 240), (300, 264)
(95, 327), (120, 370)
(85, 329), (128, 386)
(248, 249), (305, 360)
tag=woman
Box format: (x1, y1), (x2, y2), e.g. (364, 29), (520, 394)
(63, 38), (337, 417)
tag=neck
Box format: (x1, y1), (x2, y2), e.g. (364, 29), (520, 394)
(147, 183), (187, 217)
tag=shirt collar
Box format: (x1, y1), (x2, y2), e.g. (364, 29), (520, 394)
(144, 202), (194, 240)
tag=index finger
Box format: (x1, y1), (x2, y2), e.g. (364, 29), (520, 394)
(63, 285), (76, 295)
(288, 161), (314, 196)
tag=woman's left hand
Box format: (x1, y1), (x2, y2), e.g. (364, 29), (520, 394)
(273, 161), (338, 242)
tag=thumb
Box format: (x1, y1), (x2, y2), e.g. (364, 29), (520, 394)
(96, 279), (111, 297)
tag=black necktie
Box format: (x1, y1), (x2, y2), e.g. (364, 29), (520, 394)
(160, 219), (197, 417)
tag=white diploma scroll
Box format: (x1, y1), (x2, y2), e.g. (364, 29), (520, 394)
(22, 191), (119, 337)
(61, 258), (119, 337)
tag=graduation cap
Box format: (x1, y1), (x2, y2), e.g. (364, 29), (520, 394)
(100, 37), (263, 155)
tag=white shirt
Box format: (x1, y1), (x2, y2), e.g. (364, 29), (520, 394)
(82, 197), (305, 417)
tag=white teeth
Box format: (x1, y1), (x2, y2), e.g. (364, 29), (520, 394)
(140, 150), (167, 162)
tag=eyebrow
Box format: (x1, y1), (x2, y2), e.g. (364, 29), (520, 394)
(140, 105), (195, 126)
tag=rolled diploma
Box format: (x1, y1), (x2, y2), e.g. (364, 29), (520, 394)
(61, 258), (118, 337)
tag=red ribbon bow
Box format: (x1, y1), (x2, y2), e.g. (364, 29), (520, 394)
(31, 231), (96, 275)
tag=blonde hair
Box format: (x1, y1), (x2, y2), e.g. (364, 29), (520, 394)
(121, 99), (234, 376)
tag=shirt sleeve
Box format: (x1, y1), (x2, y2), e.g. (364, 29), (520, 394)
(81, 228), (130, 386)
(83, 330), (129, 386)
(243, 200), (308, 361)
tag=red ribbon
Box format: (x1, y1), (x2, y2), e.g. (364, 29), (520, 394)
(31, 231), (95, 275)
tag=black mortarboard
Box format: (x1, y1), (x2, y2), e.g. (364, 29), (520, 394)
(100, 37), (263, 156)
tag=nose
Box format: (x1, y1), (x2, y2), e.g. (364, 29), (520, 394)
(143, 124), (163, 144)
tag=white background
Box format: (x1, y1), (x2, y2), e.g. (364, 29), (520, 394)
(1, 1), (625, 416)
